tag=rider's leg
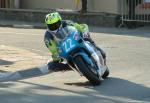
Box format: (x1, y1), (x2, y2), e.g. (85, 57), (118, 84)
(79, 24), (106, 64)
(83, 35), (106, 65)
(96, 46), (106, 65)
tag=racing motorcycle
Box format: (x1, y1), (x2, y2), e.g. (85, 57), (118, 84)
(56, 26), (109, 85)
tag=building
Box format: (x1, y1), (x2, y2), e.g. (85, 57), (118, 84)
(0, 0), (149, 27)
(0, 0), (19, 8)
(0, 0), (121, 14)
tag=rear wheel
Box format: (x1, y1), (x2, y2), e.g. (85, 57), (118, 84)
(74, 56), (101, 85)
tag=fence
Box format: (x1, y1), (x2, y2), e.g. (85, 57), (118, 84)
(120, 0), (150, 23)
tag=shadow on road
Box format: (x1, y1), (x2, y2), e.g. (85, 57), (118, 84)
(0, 77), (149, 103)
(64, 81), (92, 86)
(94, 77), (150, 101)
(64, 77), (150, 102)
(0, 59), (14, 65)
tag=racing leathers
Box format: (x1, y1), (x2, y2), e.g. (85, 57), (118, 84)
(44, 20), (106, 71)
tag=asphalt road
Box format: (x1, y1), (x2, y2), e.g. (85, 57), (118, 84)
(0, 26), (150, 103)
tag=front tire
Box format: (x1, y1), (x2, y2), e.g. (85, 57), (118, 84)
(74, 56), (101, 85)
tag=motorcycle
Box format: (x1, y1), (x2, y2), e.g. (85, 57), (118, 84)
(57, 26), (109, 85)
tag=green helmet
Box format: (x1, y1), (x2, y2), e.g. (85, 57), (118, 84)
(45, 12), (62, 31)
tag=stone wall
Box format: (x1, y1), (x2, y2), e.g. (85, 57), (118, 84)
(0, 8), (119, 27)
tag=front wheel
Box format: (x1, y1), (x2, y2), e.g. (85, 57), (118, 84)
(74, 56), (101, 85)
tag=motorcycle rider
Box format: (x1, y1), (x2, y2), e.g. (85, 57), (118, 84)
(44, 12), (106, 72)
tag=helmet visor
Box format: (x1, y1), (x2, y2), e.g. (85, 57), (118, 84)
(47, 20), (61, 31)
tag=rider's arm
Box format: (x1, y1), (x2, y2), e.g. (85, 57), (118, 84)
(74, 23), (89, 33)
(65, 20), (89, 33)
(44, 31), (62, 62)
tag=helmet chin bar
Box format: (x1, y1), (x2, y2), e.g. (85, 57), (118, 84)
(50, 29), (58, 33)
(48, 23), (62, 34)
